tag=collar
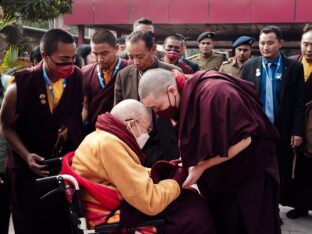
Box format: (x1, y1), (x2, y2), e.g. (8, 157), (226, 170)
(263, 53), (280, 65)
(103, 56), (118, 73)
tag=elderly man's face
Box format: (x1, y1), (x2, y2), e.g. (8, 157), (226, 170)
(301, 31), (312, 63)
(127, 40), (156, 71)
(141, 86), (180, 122)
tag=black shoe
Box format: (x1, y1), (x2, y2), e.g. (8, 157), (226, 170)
(286, 209), (308, 219)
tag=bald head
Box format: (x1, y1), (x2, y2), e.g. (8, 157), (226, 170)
(111, 99), (152, 125)
(138, 68), (177, 100)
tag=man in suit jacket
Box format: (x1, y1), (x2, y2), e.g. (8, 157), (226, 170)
(240, 26), (305, 219)
(114, 30), (181, 167)
(286, 25), (312, 219)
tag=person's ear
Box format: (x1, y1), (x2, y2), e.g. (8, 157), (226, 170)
(41, 51), (48, 62)
(167, 85), (177, 95)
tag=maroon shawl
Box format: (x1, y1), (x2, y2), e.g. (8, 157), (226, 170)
(95, 113), (145, 164)
(82, 60), (128, 129)
(178, 70), (280, 167)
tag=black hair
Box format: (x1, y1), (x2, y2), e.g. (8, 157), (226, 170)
(39, 29), (75, 56)
(164, 34), (184, 44)
(133, 17), (153, 28)
(302, 24), (312, 36)
(76, 44), (92, 64)
(260, 25), (283, 40)
(29, 47), (42, 65)
(117, 37), (126, 45)
(91, 29), (116, 47)
(126, 31), (154, 50)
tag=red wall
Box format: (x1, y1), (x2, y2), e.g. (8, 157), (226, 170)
(64, 0), (312, 25)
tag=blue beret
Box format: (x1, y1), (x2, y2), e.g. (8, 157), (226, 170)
(197, 32), (216, 42)
(232, 36), (255, 48)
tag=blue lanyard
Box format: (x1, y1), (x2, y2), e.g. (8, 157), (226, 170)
(97, 57), (122, 89)
(42, 68), (67, 102)
(262, 54), (282, 80)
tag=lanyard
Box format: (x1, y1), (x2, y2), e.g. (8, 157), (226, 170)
(42, 68), (67, 102)
(97, 57), (122, 89)
(262, 53), (282, 80)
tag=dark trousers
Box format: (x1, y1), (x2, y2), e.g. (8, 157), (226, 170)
(0, 172), (10, 234)
(10, 169), (72, 234)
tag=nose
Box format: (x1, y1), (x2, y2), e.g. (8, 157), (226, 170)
(96, 54), (104, 63)
(133, 58), (140, 66)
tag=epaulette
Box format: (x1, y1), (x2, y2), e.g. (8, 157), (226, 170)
(187, 54), (198, 59)
(222, 60), (231, 65)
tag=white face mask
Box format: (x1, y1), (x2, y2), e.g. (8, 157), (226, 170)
(128, 121), (150, 149)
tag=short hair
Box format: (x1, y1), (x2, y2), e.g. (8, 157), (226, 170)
(126, 31), (154, 50)
(260, 25), (283, 40)
(302, 24), (312, 36)
(116, 37), (126, 45)
(91, 29), (116, 47)
(111, 99), (152, 125)
(164, 34), (184, 45)
(29, 47), (42, 65)
(133, 17), (153, 29)
(40, 29), (75, 56)
(139, 68), (176, 100)
(77, 44), (91, 63)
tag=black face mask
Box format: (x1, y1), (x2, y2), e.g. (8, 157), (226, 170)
(156, 92), (179, 121)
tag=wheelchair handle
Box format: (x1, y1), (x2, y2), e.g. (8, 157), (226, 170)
(36, 175), (59, 187)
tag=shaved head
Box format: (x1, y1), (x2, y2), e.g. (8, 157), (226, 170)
(111, 99), (152, 125)
(138, 68), (177, 100)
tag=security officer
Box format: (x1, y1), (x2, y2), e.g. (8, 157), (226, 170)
(189, 32), (227, 71)
(219, 36), (254, 77)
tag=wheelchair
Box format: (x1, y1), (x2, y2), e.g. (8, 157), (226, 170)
(36, 157), (165, 234)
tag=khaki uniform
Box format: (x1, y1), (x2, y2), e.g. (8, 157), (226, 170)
(189, 52), (226, 71)
(219, 58), (242, 77)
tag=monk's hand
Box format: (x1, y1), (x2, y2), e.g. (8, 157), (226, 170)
(58, 125), (68, 142)
(26, 153), (49, 177)
(182, 163), (204, 188)
(290, 135), (303, 148)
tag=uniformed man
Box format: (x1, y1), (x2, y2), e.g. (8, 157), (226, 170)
(189, 32), (227, 71)
(219, 36), (254, 77)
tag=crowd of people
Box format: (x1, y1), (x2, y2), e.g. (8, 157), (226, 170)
(0, 17), (311, 234)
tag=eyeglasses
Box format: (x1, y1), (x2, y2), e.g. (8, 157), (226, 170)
(125, 119), (153, 134)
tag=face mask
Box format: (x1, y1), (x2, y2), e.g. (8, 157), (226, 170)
(166, 51), (180, 62)
(49, 57), (74, 79)
(128, 121), (150, 149)
(156, 92), (179, 120)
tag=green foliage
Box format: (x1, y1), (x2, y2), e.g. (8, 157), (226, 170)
(2, 0), (73, 21)
(0, 16), (15, 31)
(0, 45), (29, 75)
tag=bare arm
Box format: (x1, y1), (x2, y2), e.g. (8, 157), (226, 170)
(0, 84), (48, 176)
(182, 137), (252, 188)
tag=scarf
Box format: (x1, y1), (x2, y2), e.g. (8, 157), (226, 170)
(95, 113), (145, 164)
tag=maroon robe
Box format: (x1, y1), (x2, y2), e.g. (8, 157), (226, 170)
(10, 62), (84, 234)
(285, 54), (312, 211)
(179, 70), (281, 234)
(82, 59), (128, 133)
(176, 60), (194, 74)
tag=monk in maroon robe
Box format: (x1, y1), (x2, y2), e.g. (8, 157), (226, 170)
(139, 68), (281, 234)
(0, 29), (83, 234)
(82, 29), (128, 134)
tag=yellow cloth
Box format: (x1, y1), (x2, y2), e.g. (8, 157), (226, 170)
(102, 57), (118, 85)
(72, 130), (180, 216)
(46, 79), (64, 113)
(302, 57), (312, 82)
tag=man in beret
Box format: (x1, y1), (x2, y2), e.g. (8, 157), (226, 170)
(189, 32), (227, 71)
(219, 36), (254, 77)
